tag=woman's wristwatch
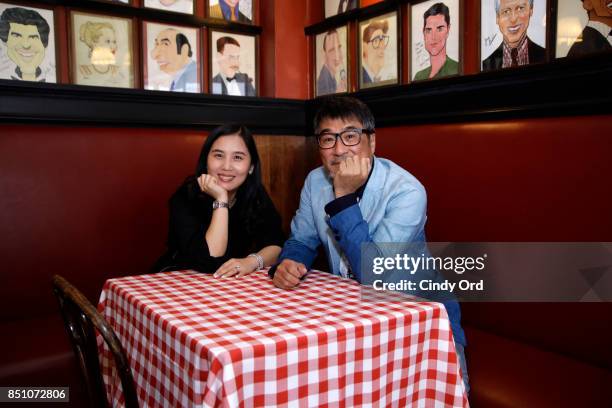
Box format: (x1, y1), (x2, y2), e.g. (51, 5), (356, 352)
(212, 200), (229, 209)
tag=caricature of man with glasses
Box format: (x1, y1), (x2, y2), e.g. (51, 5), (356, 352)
(361, 19), (390, 84)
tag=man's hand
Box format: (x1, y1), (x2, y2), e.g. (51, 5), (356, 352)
(333, 156), (371, 198)
(272, 259), (308, 289)
(197, 174), (229, 202)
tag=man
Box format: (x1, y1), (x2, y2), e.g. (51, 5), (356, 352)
(414, 2), (459, 81)
(567, 0), (611, 57)
(361, 19), (390, 84)
(482, 0), (545, 71)
(317, 29), (347, 96)
(212, 36), (255, 97)
(269, 96), (469, 392)
(151, 28), (198, 92)
(0, 7), (49, 82)
(209, 0), (251, 24)
(337, 0), (358, 14)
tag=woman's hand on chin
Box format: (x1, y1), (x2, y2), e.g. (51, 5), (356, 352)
(198, 174), (229, 202)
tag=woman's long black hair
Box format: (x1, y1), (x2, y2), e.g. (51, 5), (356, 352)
(188, 124), (274, 236)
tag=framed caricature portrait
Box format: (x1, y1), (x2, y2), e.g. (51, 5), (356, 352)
(359, 11), (399, 89)
(209, 0), (253, 24)
(70, 11), (135, 88)
(411, 0), (461, 81)
(324, 0), (359, 19)
(144, 0), (194, 15)
(315, 25), (348, 97)
(556, 0), (611, 58)
(480, 0), (547, 71)
(0, 2), (57, 82)
(143, 22), (201, 93)
(210, 30), (257, 97)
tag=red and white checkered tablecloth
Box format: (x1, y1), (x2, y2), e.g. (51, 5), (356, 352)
(98, 270), (468, 407)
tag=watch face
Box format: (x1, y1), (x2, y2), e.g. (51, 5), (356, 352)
(213, 201), (229, 209)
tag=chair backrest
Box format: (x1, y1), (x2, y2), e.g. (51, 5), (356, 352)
(52, 275), (139, 408)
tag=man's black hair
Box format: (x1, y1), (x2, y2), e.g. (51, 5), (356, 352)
(175, 32), (192, 57)
(423, 2), (451, 28)
(0, 7), (50, 47)
(313, 96), (375, 134)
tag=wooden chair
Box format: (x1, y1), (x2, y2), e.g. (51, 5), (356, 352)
(52, 275), (139, 408)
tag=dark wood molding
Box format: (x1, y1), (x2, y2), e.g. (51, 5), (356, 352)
(305, 0), (402, 35)
(306, 53), (612, 132)
(0, 80), (306, 134)
(1, 50), (611, 135)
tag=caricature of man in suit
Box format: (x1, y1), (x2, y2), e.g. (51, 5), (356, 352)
(361, 19), (390, 84)
(337, 0), (358, 14)
(482, 0), (546, 70)
(209, 0), (251, 24)
(211, 36), (255, 97)
(151, 28), (198, 92)
(317, 29), (347, 96)
(567, 0), (611, 57)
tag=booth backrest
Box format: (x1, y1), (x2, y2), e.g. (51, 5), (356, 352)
(0, 125), (316, 321)
(1, 115), (611, 371)
(375, 114), (612, 369)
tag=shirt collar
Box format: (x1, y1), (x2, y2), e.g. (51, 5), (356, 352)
(363, 63), (379, 82)
(221, 74), (243, 96)
(586, 20), (612, 45)
(503, 33), (528, 51)
(221, 73), (240, 86)
(502, 34), (529, 67)
(15, 66), (42, 80)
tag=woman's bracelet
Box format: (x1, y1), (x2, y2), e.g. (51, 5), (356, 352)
(247, 253), (264, 271)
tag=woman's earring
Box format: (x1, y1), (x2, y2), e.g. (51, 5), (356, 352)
(249, 167), (254, 175)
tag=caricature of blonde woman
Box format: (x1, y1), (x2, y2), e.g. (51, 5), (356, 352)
(78, 21), (127, 87)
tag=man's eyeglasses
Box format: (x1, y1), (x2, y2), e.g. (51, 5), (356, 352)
(367, 35), (390, 49)
(315, 128), (373, 149)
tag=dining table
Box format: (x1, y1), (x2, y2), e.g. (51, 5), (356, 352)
(97, 269), (468, 407)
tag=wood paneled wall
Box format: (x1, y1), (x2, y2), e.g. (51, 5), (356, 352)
(255, 135), (321, 232)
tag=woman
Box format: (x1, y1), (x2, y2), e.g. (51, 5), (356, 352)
(155, 124), (285, 277)
(78, 21), (126, 86)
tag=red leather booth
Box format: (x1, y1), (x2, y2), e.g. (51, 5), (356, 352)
(1, 114), (611, 406)
(377, 115), (612, 407)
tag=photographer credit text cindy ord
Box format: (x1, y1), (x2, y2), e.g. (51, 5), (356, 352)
(367, 252), (487, 294)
